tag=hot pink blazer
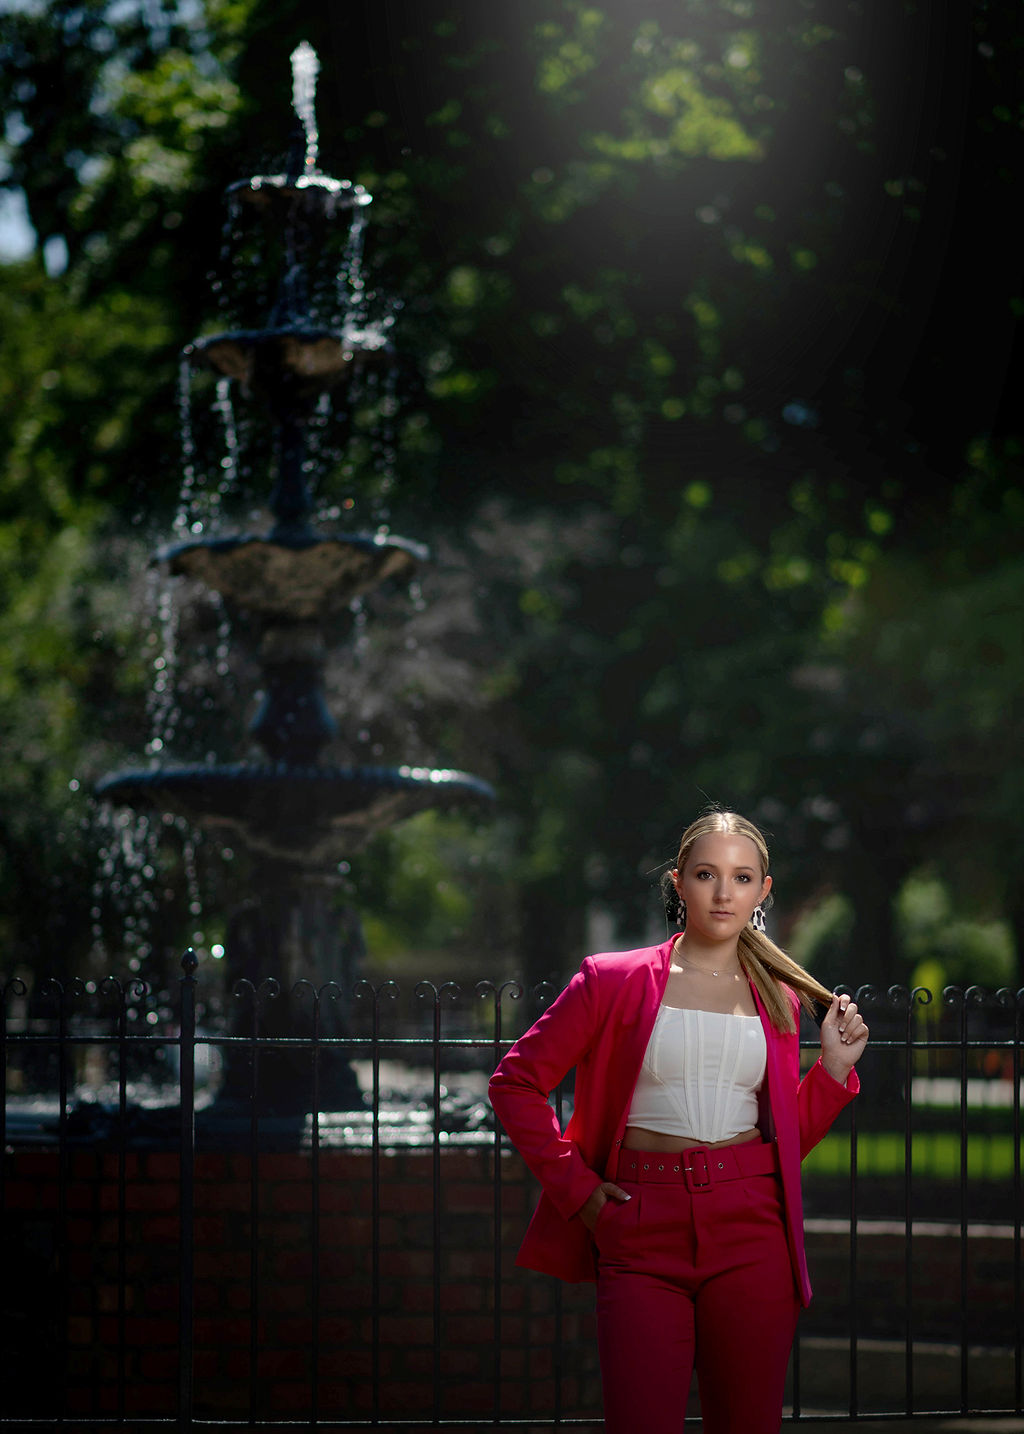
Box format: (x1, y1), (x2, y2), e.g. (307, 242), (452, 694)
(488, 937), (859, 1306)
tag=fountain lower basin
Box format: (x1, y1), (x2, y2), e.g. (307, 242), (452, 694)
(96, 763), (495, 865)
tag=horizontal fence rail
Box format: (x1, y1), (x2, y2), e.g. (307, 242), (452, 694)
(1, 955), (1022, 1430)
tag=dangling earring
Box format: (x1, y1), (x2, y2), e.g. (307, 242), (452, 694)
(750, 904), (766, 934)
(676, 898), (687, 930)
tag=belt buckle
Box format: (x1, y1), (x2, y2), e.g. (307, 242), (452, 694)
(683, 1148), (712, 1192)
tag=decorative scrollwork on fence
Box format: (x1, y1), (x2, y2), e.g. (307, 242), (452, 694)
(39, 976), (87, 1005)
(413, 980), (462, 1008)
(531, 980), (558, 1010)
(942, 984), (996, 1010)
(851, 983), (884, 1007)
(287, 980), (342, 1042)
(1, 975), (27, 1007)
(99, 975), (150, 1004)
(474, 979), (523, 1009)
(883, 985), (933, 1010)
(232, 977), (282, 1006)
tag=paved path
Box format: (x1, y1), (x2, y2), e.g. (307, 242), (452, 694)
(785, 1421), (1024, 1432)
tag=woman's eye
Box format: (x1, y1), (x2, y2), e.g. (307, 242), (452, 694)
(737, 874), (751, 883)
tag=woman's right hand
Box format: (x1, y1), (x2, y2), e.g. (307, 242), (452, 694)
(577, 1181), (631, 1232)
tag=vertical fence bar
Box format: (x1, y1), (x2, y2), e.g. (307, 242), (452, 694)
(790, 1019), (807, 1423)
(369, 982), (385, 1428)
(57, 980), (70, 1427)
(249, 986), (261, 1426)
(481, 980), (521, 1427)
(355, 978), (397, 1429)
(0, 979), (24, 1217)
(0, 982), (19, 1195)
(843, 1089), (854, 1416)
(953, 987), (974, 1415)
(178, 950), (198, 1433)
(431, 985), (443, 1427)
(553, 1069), (565, 1428)
(416, 981), (458, 1425)
(902, 989), (930, 1415)
(488, 984), (503, 1430)
(1009, 986), (1015, 1411)
(46, 977), (81, 1426)
(1014, 988), (1023, 1413)
(847, 1048), (859, 1420)
(101, 975), (143, 1429)
(307, 984), (323, 1431)
(238, 978), (277, 1424)
(300, 980), (339, 1431)
(0, 976), (25, 1425)
(116, 983), (129, 1428)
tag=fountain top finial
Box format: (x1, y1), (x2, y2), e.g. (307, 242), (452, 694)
(224, 38), (368, 209)
(291, 40), (320, 174)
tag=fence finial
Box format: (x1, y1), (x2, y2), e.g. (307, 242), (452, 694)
(181, 947), (199, 977)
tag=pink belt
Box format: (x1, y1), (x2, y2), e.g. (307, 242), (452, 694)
(618, 1140), (778, 1194)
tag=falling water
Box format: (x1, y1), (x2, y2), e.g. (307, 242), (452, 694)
(173, 353), (200, 538)
(371, 359), (400, 528)
(90, 806), (160, 974)
(213, 376), (239, 507)
(175, 365), (238, 539)
(181, 827), (205, 948)
(307, 389), (336, 513)
(339, 205), (368, 323)
(213, 602), (233, 682)
(145, 572), (181, 760)
(291, 41), (320, 173)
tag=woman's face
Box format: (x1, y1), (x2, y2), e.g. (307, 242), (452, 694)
(671, 832), (771, 942)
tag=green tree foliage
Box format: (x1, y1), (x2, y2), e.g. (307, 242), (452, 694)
(1, 0), (1022, 990)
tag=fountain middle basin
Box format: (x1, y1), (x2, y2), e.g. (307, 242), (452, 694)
(159, 531), (428, 620)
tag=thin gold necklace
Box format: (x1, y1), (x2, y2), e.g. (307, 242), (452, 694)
(678, 958), (740, 978)
(673, 939), (740, 979)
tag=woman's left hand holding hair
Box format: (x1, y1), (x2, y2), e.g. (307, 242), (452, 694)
(819, 992), (869, 1086)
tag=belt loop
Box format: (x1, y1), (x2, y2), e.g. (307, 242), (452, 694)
(683, 1148), (712, 1192)
(606, 1140), (622, 1181)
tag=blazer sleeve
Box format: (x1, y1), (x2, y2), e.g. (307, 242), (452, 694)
(488, 960), (605, 1221)
(797, 1056), (860, 1159)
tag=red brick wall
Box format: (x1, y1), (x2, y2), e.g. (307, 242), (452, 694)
(1, 1146), (1015, 1430)
(2, 1146), (605, 1430)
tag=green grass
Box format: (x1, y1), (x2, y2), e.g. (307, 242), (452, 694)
(804, 1130), (1022, 1180)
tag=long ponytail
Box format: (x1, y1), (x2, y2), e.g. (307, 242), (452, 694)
(737, 928), (831, 1034)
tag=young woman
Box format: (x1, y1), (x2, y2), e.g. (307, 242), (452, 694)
(489, 810), (868, 1434)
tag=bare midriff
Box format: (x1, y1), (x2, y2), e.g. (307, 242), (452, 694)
(621, 1125), (762, 1152)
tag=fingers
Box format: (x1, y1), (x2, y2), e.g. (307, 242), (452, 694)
(601, 1181), (631, 1203)
(833, 995), (868, 1047)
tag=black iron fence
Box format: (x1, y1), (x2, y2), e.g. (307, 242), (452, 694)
(1, 954), (1022, 1429)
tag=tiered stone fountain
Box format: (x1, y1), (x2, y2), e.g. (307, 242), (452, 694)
(96, 43), (492, 1112)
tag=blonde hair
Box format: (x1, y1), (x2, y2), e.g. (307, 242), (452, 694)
(665, 810), (832, 1034)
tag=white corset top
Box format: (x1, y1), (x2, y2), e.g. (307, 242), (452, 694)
(626, 1006), (767, 1144)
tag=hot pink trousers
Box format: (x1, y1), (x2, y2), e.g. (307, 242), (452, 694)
(594, 1142), (801, 1434)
